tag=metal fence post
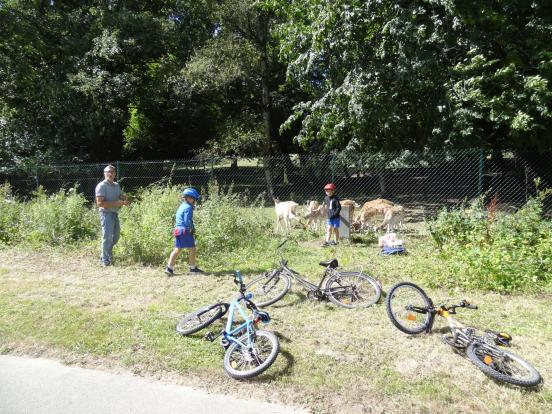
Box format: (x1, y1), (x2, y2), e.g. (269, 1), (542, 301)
(116, 161), (120, 181)
(477, 149), (484, 197)
(331, 153), (336, 183)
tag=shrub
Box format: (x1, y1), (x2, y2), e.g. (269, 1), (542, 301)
(18, 187), (97, 246)
(194, 181), (272, 259)
(117, 181), (272, 266)
(0, 183), (21, 245)
(117, 186), (179, 265)
(428, 193), (552, 292)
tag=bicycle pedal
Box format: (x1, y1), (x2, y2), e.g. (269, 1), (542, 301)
(204, 331), (215, 342)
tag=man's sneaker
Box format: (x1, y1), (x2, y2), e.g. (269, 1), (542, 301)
(164, 267), (174, 276)
(330, 240), (338, 246)
(322, 241), (331, 247)
(189, 267), (205, 274)
(100, 261), (111, 267)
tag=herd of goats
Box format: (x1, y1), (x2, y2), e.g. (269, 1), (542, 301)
(273, 197), (406, 234)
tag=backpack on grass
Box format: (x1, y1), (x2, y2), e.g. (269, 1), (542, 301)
(380, 245), (407, 255)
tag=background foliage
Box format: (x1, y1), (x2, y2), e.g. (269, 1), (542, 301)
(1, 1), (550, 167)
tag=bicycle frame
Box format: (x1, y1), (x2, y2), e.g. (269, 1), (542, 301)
(222, 296), (257, 348)
(280, 261), (328, 293)
(436, 307), (476, 348)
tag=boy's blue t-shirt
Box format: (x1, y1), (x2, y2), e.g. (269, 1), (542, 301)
(175, 201), (194, 231)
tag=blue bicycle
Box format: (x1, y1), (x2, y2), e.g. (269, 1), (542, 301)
(176, 271), (280, 379)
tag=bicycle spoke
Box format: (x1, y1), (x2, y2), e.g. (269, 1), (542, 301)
(386, 283), (433, 334)
(474, 344), (535, 381)
(227, 335), (273, 372)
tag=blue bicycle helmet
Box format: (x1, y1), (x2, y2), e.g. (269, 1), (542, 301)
(182, 187), (201, 201)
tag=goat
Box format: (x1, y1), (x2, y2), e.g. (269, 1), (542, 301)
(274, 198), (299, 233)
(374, 205), (405, 233)
(304, 200), (327, 231)
(352, 198), (394, 231)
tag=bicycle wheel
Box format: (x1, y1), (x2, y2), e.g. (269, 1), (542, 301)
(176, 303), (229, 336)
(223, 330), (280, 379)
(325, 271), (382, 308)
(386, 282), (434, 334)
(467, 342), (542, 387)
(245, 270), (291, 308)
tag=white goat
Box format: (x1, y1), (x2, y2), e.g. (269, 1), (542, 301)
(274, 198), (299, 233)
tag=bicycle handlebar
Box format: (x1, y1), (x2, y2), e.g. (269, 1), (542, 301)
(459, 299), (478, 309)
(441, 300), (478, 313)
(233, 270), (247, 294)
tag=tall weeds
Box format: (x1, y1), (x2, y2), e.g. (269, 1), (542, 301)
(17, 187), (97, 246)
(428, 191), (552, 292)
(116, 182), (273, 266)
(0, 183), (21, 245)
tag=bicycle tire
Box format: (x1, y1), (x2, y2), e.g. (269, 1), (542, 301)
(176, 303), (229, 336)
(245, 270), (291, 308)
(386, 282), (434, 334)
(325, 271), (382, 308)
(466, 342), (542, 387)
(223, 330), (280, 379)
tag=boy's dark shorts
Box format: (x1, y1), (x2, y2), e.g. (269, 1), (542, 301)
(327, 217), (340, 228)
(173, 227), (195, 248)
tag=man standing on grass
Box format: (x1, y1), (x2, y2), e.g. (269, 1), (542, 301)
(95, 165), (129, 266)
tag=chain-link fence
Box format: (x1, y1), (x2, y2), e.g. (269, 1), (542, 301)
(1, 149), (551, 216)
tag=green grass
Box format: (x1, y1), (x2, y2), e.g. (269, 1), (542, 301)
(0, 227), (551, 413)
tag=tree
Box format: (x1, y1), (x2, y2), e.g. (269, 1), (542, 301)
(0, 1), (216, 165)
(182, 0), (293, 197)
(274, 0), (552, 153)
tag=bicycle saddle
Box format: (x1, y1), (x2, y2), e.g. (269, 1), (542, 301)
(319, 258), (338, 268)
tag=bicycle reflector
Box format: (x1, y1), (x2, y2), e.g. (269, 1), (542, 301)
(484, 355), (493, 365)
(406, 313), (416, 321)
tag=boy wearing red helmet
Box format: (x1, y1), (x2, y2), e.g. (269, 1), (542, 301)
(323, 183), (341, 246)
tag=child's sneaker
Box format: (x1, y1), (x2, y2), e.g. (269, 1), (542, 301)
(322, 241), (331, 247)
(330, 240), (338, 246)
(189, 267), (205, 274)
(164, 267), (174, 276)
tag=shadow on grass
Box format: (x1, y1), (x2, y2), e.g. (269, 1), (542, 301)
(254, 349), (296, 381)
(268, 291), (306, 309)
(203, 269), (277, 278)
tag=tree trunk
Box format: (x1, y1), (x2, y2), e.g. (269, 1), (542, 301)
(377, 169), (387, 196)
(258, 13), (275, 201)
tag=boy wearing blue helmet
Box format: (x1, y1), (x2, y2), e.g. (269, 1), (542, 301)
(164, 187), (205, 276)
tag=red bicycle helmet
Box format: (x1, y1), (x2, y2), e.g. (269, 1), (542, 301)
(324, 183), (336, 190)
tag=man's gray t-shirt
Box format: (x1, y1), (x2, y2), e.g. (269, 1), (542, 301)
(95, 180), (122, 213)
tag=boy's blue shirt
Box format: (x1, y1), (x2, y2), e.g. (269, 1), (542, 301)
(175, 201), (194, 231)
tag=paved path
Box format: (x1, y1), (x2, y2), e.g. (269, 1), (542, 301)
(0, 355), (307, 414)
